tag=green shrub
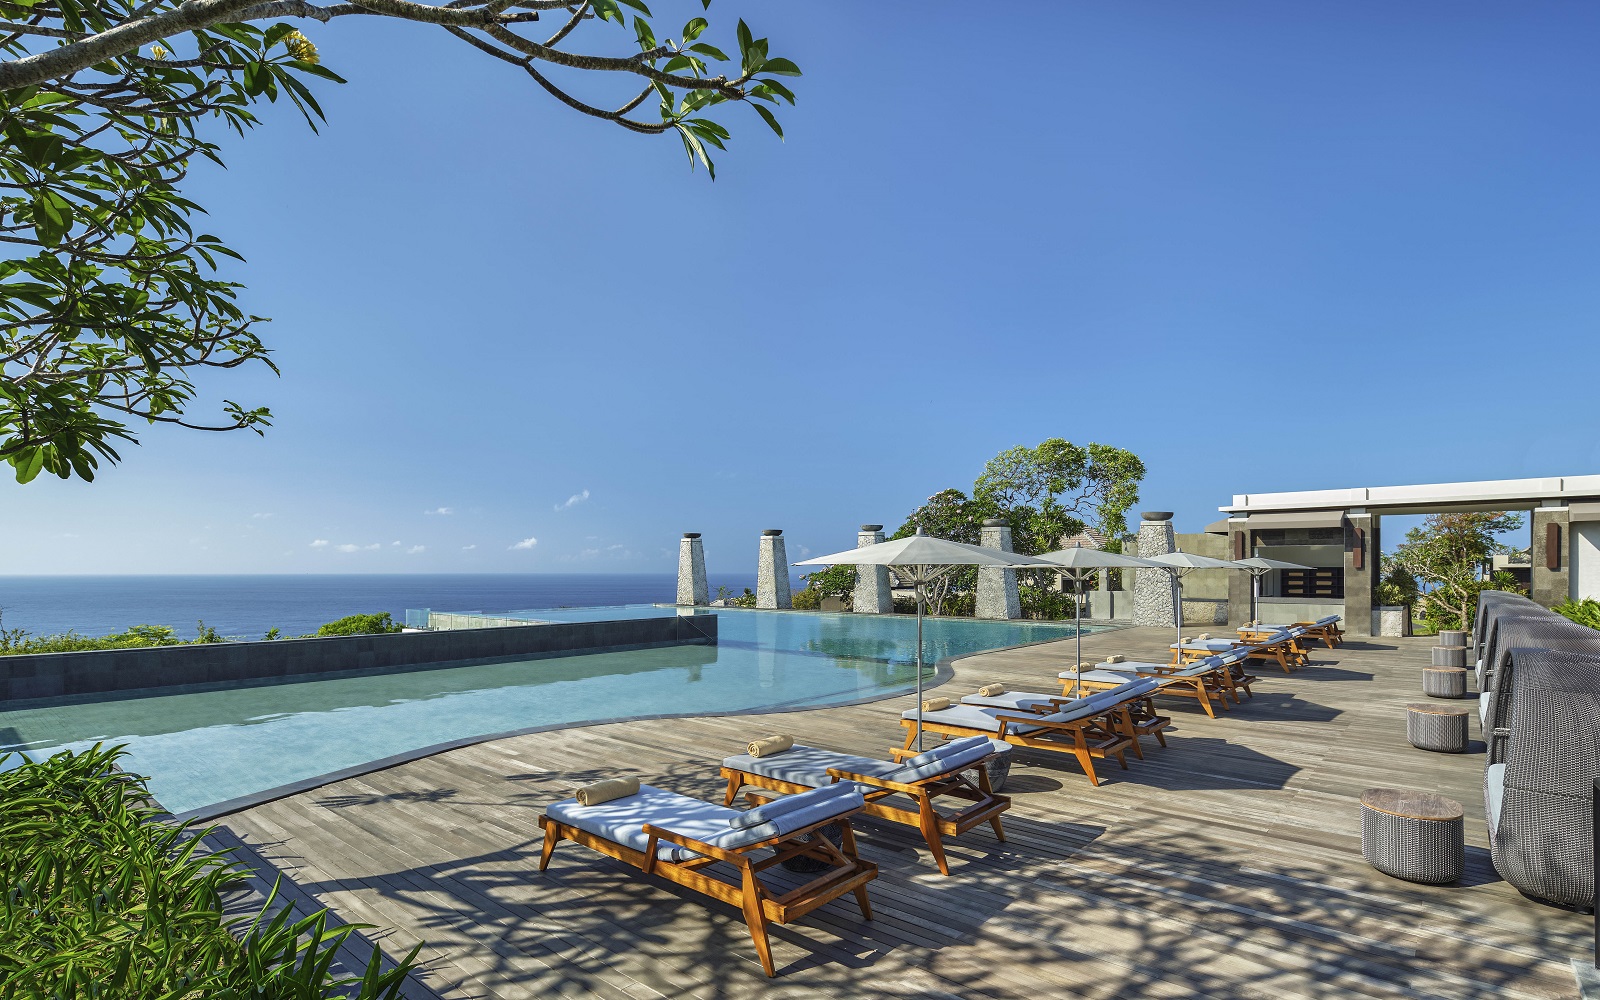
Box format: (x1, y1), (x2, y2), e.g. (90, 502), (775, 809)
(0, 745), (417, 998)
(0, 622), (187, 655)
(1554, 598), (1600, 631)
(790, 587), (822, 611)
(313, 613), (403, 637)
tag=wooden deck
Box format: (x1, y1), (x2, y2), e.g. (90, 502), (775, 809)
(217, 627), (1588, 999)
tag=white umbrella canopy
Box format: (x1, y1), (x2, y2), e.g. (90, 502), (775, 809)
(795, 531), (1054, 748)
(1034, 547), (1164, 696)
(1142, 551), (1249, 647)
(1232, 556), (1313, 623)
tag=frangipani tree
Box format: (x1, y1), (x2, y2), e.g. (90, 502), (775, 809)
(1392, 510), (1525, 632)
(0, 0), (797, 482)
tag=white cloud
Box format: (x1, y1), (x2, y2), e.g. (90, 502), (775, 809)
(425, 507), (454, 516)
(391, 540), (401, 546)
(252, 512), (273, 519)
(554, 489), (591, 512)
(336, 543), (359, 553)
(364, 543), (381, 551)
(462, 544), (477, 550)
(580, 548), (600, 558)
(310, 539), (329, 548)
(510, 536), (539, 551)
(406, 545), (426, 554)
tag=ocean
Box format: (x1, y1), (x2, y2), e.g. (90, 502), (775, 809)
(0, 574), (765, 641)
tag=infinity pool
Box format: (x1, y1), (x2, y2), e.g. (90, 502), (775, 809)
(0, 607), (1099, 817)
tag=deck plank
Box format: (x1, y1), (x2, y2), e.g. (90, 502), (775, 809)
(217, 627), (1587, 999)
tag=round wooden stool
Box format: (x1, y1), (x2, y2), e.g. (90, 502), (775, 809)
(1360, 788), (1464, 884)
(1422, 666), (1468, 698)
(1430, 645), (1468, 667)
(1405, 703), (1469, 753)
(1437, 630), (1469, 648)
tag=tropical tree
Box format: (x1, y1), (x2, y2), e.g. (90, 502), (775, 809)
(1392, 511), (1525, 632)
(891, 439), (1146, 618)
(0, 0), (797, 482)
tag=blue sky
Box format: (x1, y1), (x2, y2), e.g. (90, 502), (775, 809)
(8, 2), (1598, 573)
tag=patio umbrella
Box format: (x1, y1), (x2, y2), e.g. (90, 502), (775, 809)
(795, 529), (1054, 749)
(1143, 551), (1249, 650)
(1233, 556), (1313, 624)
(1034, 545), (1163, 697)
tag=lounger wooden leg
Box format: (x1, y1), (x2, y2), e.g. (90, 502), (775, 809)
(538, 820), (560, 871)
(723, 772), (744, 807)
(1072, 730), (1101, 786)
(1196, 685), (1217, 718)
(1121, 710), (1145, 760)
(916, 794), (951, 876)
(1114, 749), (1128, 770)
(740, 866), (776, 977)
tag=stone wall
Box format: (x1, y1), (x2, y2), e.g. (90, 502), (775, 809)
(0, 615), (719, 703)
(1181, 598), (1230, 625)
(1133, 515), (1177, 627)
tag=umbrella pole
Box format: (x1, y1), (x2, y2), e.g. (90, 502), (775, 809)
(915, 572), (925, 751)
(1172, 571), (1183, 650)
(1073, 572), (1084, 699)
(1252, 571), (1260, 624)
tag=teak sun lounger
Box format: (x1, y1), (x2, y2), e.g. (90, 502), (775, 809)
(1240, 616), (1343, 649)
(540, 781), (877, 976)
(1066, 654), (1254, 718)
(1171, 632), (1306, 673)
(720, 734), (1008, 876)
(962, 677), (1172, 755)
(897, 702), (1132, 786)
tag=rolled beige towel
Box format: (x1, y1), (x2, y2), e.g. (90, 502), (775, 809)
(1195, 633), (1212, 641)
(575, 776), (639, 807)
(977, 683), (1005, 697)
(748, 735), (794, 758)
(1077, 661), (1097, 670)
(1104, 654), (1126, 664)
(921, 696), (950, 712)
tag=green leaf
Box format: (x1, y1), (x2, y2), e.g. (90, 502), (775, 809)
(687, 42), (729, 60)
(633, 15), (656, 51)
(758, 57), (801, 77)
(751, 103), (783, 139)
(681, 17), (707, 41)
(736, 19), (753, 58)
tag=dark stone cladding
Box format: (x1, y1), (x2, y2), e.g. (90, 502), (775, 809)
(0, 614), (718, 704)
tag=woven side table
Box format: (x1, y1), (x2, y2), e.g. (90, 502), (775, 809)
(1437, 630), (1469, 648)
(1421, 666), (1468, 698)
(981, 742), (1013, 793)
(1405, 703), (1469, 752)
(1430, 645), (1468, 667)
(1360, 788), (1464, 884)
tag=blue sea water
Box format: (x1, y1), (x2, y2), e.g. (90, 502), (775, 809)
(0, 574), (764, 640)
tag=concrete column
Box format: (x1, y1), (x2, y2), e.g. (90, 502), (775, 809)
(1343, 512), (1374, 637)
(676, 532), (708, 606)
(852, 524), (892, 613)
(1531, 506), (1571, 607)
(1227, 519), (1253, 623)
(975, 519), (1021, 620)
(756, 529), (792, 609)
(1133, 512), (1177, 628)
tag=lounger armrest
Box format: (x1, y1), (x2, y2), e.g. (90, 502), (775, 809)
(640, 825), (748, 867)
(825, 767), (924, 795)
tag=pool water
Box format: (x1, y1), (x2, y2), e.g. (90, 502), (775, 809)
(0, 607), (1098, 816)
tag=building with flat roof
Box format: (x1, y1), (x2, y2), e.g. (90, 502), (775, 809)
(1216, 476), (1600, 635)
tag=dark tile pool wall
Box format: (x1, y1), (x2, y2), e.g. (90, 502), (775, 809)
(0, 614), (718, 703)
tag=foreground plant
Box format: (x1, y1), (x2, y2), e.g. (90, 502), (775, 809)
(0, 744), (418, 998)
(0, 0), (798, 483)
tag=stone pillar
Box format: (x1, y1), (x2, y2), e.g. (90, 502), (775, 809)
(1343, 511), (1375, 637)
(1227, 518), (1254, 624)
(976, 519), (1021, 620)
(852, 524), (892, 614)
(756, 529), (792, 609)
(676, 532), (708, 606)
(1531, 506), (1571, 608)
(1133, 511), (1177, 628)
